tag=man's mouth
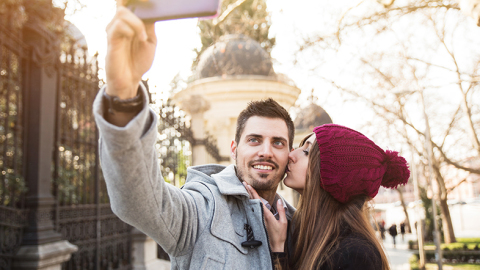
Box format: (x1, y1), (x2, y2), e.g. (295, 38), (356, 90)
(253, 165), (273, 170)
(249, 160), (278, 172)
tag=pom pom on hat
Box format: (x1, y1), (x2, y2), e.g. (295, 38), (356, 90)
(381, 150), (410, 188)
(313, 124), (410, 203)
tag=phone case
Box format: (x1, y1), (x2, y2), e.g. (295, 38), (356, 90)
(128, 0), (221, 23)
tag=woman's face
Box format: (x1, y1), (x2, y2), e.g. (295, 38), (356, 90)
(283, 134), (316, 195)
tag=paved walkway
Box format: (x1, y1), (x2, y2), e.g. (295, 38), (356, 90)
(382, 233), (415, 270)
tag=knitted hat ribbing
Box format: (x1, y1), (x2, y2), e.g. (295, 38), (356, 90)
(313, 124), (410, 203)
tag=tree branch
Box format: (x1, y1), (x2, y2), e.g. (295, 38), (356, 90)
(323, 78), (480, 175)
(446, 177), (468, 194)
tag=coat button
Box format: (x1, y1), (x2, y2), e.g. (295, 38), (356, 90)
(252, 208), (254, 212)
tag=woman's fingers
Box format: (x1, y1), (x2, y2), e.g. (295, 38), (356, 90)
(242, 182), (253, 199)
(276, 200), (287, 223)
(246, 184), (260, 199)
(245, 184), (276, 219)
(244, 184), (287, 252)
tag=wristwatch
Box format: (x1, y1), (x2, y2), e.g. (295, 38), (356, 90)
(103, 85), (144, 114)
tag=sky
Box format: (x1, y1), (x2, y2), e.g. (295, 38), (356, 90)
(57, 0), (480, 152)
(57, 0), (369, 128)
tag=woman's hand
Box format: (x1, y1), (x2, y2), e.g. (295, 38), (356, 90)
(243, 182), (288, 252)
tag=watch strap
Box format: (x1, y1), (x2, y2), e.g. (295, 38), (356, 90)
(103, 85), (144, 114)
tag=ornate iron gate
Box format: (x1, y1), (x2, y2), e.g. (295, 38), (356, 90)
(156, 97), (194, 188)
(0, 2), (29, 269)
(52, 33), (132, 270)
(0, 1), (133, 269)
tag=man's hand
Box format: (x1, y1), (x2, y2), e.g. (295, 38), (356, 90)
(243, 182), (288, 253)
(105, 0), (157, 100)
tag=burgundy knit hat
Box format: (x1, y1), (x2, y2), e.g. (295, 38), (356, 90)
(313, 124), (410, 203)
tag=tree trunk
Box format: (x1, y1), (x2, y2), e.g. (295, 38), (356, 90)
(397, 187), (412, 233)
(433, 164), (457, 243)
(438, 196), (456, 244)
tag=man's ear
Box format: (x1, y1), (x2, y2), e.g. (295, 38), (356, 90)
(230, 140), (237, 160)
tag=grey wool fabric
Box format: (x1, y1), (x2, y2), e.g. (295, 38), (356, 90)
(93, 84), (295, 270)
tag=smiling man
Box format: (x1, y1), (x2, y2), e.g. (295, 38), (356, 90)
(233, 113), (293, 210)
(93, 3), (296, 269)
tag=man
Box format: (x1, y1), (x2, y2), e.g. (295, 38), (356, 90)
(93, 1), (295, 269)
(389, 224), (398, 248)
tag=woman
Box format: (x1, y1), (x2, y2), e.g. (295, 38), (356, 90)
(245, 124), (410, 270)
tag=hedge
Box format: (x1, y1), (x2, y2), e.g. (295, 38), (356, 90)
(412, 250), (480, 264)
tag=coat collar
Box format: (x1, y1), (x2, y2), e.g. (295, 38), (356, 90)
(186, 164), (249, 197)
(211, 165), (250, 197)
(186, 164), (296, 218)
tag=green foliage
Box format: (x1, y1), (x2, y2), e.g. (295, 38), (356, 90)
(458, 238), (480, 244)
(409, 254), (420, 270)
(194, 0), (275, 69)
(410, 253), (480, 270)
(176, 148), (189, 187)
(413, 250), (480, 264)
(424, 238), (480, 251)
(0, 174), (26, 206)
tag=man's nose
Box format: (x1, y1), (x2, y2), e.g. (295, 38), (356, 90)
(258, 142), (274, 158)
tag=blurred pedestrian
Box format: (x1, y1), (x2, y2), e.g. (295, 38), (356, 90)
(400, 222), (406, 241)
(389, 224), (398, 248)
(379, 221), (386, 240)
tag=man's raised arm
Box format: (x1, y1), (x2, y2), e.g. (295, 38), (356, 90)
(93, 1), (203, 256)
(104, 0), (157, 126)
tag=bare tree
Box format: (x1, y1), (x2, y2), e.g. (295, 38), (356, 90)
(296, 1), (480, 243)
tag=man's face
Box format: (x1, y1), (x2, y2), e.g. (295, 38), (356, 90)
(231, 116), (290, 192)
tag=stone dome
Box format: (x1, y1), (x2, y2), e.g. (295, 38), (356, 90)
(195, 34), (275, 80)
(294, 103), (333, 131)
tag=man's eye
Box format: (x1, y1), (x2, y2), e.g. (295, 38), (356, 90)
(274, 141), (285, 146)
(248, 138), (259, 143)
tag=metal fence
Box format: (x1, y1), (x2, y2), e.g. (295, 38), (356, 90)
(156, 97), (194, 188)
(0, 2), (29, 268)
(0, 1), (226, 268)
(52, 31), (132, 270)
(0, 1), (133, 269)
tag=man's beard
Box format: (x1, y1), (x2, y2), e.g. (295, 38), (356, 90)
(236, 159), (283, 191)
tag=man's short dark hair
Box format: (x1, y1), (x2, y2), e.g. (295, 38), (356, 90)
(235, 98), (295, 149)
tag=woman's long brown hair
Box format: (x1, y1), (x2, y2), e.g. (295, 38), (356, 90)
(290, 138), (390, 270)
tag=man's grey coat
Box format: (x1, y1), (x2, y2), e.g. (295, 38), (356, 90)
(93, 85), (295, 269)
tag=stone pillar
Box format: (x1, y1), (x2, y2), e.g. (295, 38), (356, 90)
(178, 95), (211, 166)
(132, 228), (170, 270)
(13, 1), (77, 269)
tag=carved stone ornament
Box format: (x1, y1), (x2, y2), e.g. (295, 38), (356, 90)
(181, 95), (211, 115)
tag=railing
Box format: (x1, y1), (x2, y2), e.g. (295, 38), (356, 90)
(0, 1), (29, 268)
(156, 98), (194, 187)
(52, 34), (132, 270)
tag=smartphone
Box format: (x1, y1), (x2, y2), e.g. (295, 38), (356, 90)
(127, 0), (221, 23)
